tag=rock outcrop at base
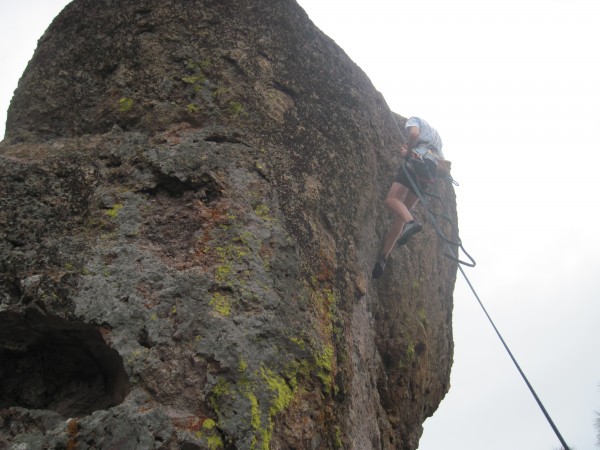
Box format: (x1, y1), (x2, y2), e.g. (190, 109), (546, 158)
(0, 0), (458, 448)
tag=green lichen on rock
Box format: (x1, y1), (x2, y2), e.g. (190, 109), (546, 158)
(203, 418), (217, 431)
(186, 103), (200, 113)
(209, 363), (300, 450)
(209, 292), (231, 317)
(214, 263), (232, 284)
(229, 101), (247, 117)
(118, 97), (133, 112)
(239, 357), (248, 373)
(248, 366), (296, 450)
(210, 377), (231, 415)
(282, 359), (310, 391)
(289, 337), (306, 351)
(194, 418), (224, 450)
(181, 60), (208, 92)
(261, 366), (294, 416)
(246, 390), (261, 434)
(314, 344), (335, 392)
(334, 425), (343, 449)
(253, 204), (275, 222)
(207, 434), (224, 450)
(406, 342), (415, 361)
(104, 203), (123, 218)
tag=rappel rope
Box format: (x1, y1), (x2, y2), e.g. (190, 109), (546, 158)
(386, 109), (571, 450)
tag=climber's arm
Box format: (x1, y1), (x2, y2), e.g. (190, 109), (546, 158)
(405, 125), (420, 151)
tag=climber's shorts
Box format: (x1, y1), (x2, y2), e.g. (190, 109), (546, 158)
(394, 164), (420, 195)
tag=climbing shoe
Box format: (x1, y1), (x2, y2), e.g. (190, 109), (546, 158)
(372, 255), (387, 279)
(396, 220), (422, 246)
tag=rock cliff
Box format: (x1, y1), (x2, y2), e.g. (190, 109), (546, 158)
(0, 0), (458, 449)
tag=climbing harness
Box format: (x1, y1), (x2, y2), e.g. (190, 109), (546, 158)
(386, 109), (571, 450)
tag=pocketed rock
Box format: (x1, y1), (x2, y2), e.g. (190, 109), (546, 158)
(0, 0), (458, 448)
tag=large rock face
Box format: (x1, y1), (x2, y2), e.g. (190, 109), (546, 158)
(0, 0), (458, 448)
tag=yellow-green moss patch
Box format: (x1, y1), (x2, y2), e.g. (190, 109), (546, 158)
(210, 292), (231, 317)
(118, 97), (133, 112)
(105, 203), (123, 218)
(203, 418), (217, 430)
(261, 367), (294, 416)
(315, 344), (335, 392)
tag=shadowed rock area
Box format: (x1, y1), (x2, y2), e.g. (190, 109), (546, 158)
(0, 0), (458, 449)
(0, 310), (130, 417)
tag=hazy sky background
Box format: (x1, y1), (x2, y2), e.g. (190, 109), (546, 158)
(1, 1), (599, 449)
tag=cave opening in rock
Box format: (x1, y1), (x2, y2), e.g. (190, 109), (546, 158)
(0, 310), (130, 417)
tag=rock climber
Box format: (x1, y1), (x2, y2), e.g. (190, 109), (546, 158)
(372, 116), (444, 279)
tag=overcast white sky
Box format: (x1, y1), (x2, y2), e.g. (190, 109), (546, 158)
(1, 1), (599, 449)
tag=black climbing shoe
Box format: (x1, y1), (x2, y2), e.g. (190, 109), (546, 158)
(396, 220), (423, 246)
(372, 255), (387, 279)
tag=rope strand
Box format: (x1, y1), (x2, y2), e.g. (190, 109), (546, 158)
(386, 108), (570, 449)
(456, 263), (571, 450)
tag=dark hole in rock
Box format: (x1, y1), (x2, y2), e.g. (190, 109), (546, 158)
(146, 175), (198, 197)
(180, 443), (203, 450)
(141, 172), (221, 202)
(0, 309), (130, 417)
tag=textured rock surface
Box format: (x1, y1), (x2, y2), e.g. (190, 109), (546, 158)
(0, 0), (458, 449)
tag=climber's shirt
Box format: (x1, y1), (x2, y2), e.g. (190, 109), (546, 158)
(406, 116), (444, 158)
(397, 117), (447, 189)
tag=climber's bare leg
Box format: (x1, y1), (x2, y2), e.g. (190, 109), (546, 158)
(380, 183), (419, 259)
